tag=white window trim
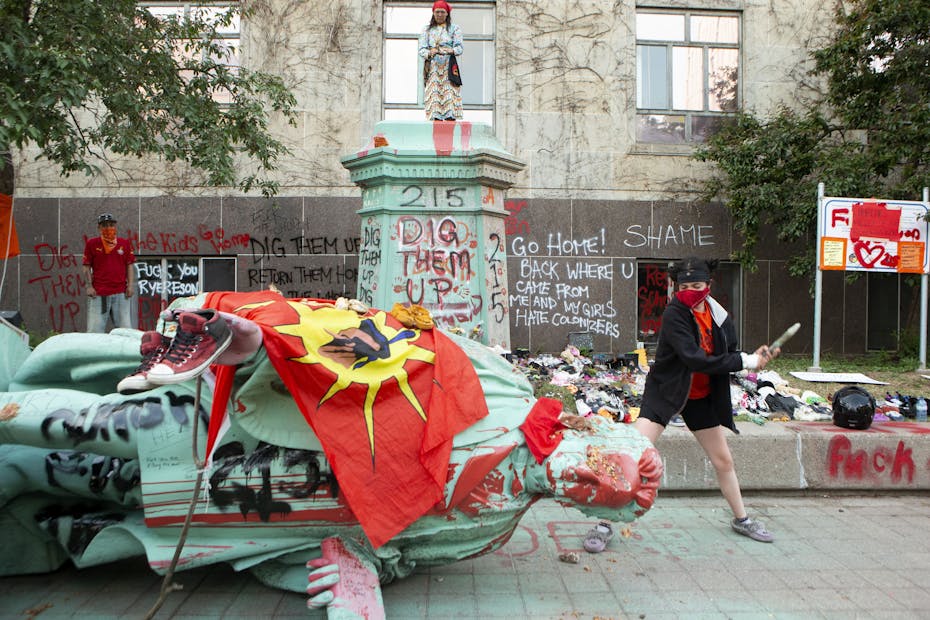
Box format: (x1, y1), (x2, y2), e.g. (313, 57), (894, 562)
(635, 9), (742, 144)
(382, 1), (496, 123)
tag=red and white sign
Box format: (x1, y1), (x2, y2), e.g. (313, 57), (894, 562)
(819, 197), (929, 273)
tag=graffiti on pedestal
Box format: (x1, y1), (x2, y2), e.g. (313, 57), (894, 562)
(357, 218), (382, 306)
(486, 231), (506, 324)
(392, 214), (480, 327)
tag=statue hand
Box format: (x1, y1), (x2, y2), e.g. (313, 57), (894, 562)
(306, 558), (340, 609)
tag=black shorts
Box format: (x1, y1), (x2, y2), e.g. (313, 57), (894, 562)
(680, 396), (720, 431)
(641, 396), (720, 432)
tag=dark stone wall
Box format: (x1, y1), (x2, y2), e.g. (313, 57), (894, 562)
(3, 194), (870, 355)
(9, 196), (362, 335)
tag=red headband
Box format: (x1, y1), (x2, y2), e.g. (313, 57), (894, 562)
(432, 1), (451, 14)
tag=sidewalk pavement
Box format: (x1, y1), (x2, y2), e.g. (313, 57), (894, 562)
(4, 419), (930, 619)
(3, 493), (930, 619)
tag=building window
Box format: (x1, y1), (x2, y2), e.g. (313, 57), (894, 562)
(383, 2), (495, 124)
(635, 11), (739, 144)
(134, 256), (236, 330)
(140, 2), (240, 104)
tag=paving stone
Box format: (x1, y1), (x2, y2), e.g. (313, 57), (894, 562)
(3, 495), (930, 618)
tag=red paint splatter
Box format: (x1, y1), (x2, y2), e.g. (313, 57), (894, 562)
(558, 449), (636, 507)
(322, 538), (384, 619)
(826, 435), (915, 483)
(555, 446), (663, 511)
(443, 443), (517, 511)
(432, 121), (456, 156)
(145, 504), (357, 528)
(459, 121), (472, 151)
(850, 201), (900, 241)
(545, 520), (592, 553)
(636, 447), (662, 509)
(458, 469), (507, 517)
(490, 523), (539, 558)
(510, 469), (524, 497)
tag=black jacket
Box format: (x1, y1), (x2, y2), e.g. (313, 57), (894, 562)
(641, 296), (745, 433)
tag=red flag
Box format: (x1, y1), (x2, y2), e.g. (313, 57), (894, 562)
(0, 195), (20, 259)
(205, 291), (488, 547)
(204, 364), (236, 467)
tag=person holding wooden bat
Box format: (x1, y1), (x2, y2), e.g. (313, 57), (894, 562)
(635, 257), (781, 543)
(584, 257), (783, 551)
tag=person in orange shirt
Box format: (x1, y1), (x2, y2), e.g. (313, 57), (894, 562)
(82, 213), (136, 332)
(635, 256), (779, 542)
(585, 257), (779, 551)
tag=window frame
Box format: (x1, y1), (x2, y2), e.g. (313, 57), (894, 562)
(139, 2), (240, 46)
(138, 1), (241, 103)
(133, 256), (237, 330)
(635, 9), (741, 144)
(382, 1), (496, 124)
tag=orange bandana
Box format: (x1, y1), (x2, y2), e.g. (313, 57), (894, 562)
(100, 226), (117, 253)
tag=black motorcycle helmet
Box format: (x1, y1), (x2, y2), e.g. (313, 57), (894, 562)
(832, 386), (875, 430)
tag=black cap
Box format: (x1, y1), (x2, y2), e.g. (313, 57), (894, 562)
(669, 256), (718, 283)
(97, 213), (117, 225)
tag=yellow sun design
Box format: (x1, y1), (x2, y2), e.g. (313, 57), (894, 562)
(236, 300), (435, 464)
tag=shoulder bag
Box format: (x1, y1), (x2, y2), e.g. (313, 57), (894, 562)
(448, 54), (462, 87)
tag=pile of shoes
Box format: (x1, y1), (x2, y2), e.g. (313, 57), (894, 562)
(882, 393), (917, 420)
(507, 345), (646, 425)
(728, 370), (836, 422)
(791, 390), (834, 421)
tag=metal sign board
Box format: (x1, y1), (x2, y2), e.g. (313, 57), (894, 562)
(819, 196), (929, 273)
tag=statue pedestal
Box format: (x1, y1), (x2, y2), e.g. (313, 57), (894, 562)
(341, 121), (524, 348)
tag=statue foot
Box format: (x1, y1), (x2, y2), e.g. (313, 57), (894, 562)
(306, 537), (385, 620)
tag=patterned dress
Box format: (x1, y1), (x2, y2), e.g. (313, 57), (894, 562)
(418, 23), (464, 120)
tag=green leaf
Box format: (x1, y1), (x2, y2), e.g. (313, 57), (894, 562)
(0, 0), (296, 195)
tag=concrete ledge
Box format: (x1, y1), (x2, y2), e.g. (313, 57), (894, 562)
(653, 420), (930, 491)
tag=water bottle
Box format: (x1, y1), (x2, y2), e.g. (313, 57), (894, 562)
(916, 398), (927, 422)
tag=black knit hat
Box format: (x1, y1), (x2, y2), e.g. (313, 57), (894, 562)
(669, 256), (718, 284)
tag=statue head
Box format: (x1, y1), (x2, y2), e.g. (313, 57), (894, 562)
(540, 416), (662, 522)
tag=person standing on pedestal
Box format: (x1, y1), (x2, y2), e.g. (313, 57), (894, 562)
(82, 213), (136, 332)
(418, 1), (463, 121)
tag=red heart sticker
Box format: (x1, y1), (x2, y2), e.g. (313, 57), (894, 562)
(853, 241), (885, 268)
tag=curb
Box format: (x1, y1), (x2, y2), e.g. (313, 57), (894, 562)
(653, 420), (930, 491)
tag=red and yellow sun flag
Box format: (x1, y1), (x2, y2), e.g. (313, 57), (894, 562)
(205, 291), (488, 547)
(0, 195), (20, 259)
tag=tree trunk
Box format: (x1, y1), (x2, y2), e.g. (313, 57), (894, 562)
(0, 150), (13, 196)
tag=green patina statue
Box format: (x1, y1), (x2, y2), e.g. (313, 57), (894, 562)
(0, 294), (661, 618)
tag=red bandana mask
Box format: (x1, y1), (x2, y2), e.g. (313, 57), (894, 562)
(676, 288), (710, 309)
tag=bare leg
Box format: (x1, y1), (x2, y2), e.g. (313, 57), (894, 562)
(633, 416), (665, 445)
(692, 426), (746, 519)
